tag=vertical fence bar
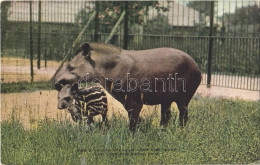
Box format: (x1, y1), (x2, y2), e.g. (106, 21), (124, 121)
(207, 1), (214, 88)
(29, 1), (34, 82)
(94, 1), (100, 42)
(123, 1), (128, 50)
(37, 0), (41, 69)
(44, 48), (47, 68)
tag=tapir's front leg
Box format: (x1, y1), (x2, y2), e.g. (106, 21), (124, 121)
(124, 93), (143, 132)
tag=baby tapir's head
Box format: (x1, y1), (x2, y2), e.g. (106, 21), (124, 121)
(55, 83), (78, 109)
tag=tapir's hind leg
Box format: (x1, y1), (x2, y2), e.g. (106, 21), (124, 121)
(160, 102), (172, 127)
(124, 93), (143, 132)
(127, 105), (143, 132)
(176, 95), (192, 126)
(177, 104), (189, 126)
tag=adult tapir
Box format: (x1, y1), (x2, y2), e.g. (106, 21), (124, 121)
(54, 42), (201, 132)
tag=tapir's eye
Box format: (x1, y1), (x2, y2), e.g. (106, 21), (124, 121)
(58, 79), (67, 85)
(64, 96), (71, 102)
(67, 65), (75, 71)
(55, 83), (62, 91)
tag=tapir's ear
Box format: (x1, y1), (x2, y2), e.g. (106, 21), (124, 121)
(71, 83), (79, 93)
(80, 43), (91, 57)
(54, 83), (62, 91)
(80, 42), (95, 67)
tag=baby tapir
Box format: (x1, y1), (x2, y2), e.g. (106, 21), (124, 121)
(56, 83), (108, 125)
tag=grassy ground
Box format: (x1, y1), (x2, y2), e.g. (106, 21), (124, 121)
(1, 97), (259, 164)
(1, 81), (54, 93)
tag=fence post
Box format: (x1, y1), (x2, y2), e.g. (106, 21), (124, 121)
(94, 1), (99, 42)
(44, 48), (47, 68)
(37, 0), (41, 69)
(105, 11), (125, 44)
(123, 1), (128, 50)
(29, 1), (34, 82)
(207, 1), (214, 88)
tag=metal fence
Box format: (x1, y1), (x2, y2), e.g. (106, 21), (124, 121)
(1, 1), (259, 90)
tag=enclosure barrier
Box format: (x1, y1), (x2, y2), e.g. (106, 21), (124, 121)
(1, 1), (259, 91)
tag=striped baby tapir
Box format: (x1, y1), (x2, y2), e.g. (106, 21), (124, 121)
(56, 83), (108, 125)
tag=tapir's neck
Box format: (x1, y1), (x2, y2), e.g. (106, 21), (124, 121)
(96, 50), (134, 79)
(93, 51), (134, 105)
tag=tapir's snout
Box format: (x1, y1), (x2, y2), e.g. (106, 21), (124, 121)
(57, 85), (73, 109)
(58, 104), (66, 109)
(58, 100), (70, 109)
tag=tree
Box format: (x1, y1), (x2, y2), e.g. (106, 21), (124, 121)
(187, 1), (212, 16)
(75, 1), (168, 33)
(232, 4), (259, 25)
(220, 4), (260, 34)
(1, 1), (11, 52)
(144, 14), (172, 34)
(187, 1), (214, 31)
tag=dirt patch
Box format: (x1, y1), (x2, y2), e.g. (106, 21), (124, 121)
(1, 90), (166, 129)
(1, 57), (59, 83)
(1, 57), (60, 67)
(1, 72), (53, 83)
(197, 85), (259, 101)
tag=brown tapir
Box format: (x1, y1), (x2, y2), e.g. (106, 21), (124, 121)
(54, 42), (201, 132)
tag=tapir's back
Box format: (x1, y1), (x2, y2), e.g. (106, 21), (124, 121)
(125, 47), (201, 82)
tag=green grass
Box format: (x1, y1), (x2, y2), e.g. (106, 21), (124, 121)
(1, 81), (98, 94)
(1, 81), (54, 93)
(1, 97), (260, 164)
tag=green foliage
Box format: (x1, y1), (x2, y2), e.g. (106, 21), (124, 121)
(2, 97), (259, 164)
(218, 4), (260, 36)
(187, 1), (212, 16)
(1, 1), (11, 52)
(144, 14), (172, 35)
(1, 1), (11, 24)
(221, 4), (260, 26)
(75, 1), (168, 33)
(1, 81), (54, 93)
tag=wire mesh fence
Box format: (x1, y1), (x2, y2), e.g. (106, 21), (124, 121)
(1, 1), (259, 90)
